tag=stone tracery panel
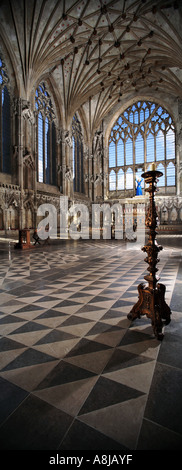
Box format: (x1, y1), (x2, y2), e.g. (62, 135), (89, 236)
(108, 101), (176, 196)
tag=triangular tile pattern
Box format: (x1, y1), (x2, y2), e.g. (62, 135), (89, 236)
(0, 240), (181, 450)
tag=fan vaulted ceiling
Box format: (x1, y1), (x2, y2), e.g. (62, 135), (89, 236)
(0, 0), (182, 131)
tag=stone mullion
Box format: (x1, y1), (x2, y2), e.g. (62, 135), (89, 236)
(17, 99), (24, 230)
(43, 118), (46, 183)
(133, 135), (135, 196)
(62, 132), (66, 195)
(50, 121), (52, 186)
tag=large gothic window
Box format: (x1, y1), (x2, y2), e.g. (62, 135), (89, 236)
(72, 114), (84, 194)
(0, 57), (11, 174)
(35, 83), (57, 185)
(108, 101), (176, 194)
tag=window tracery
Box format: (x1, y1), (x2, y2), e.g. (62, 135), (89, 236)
(108, 101), (176, 194)
(35, 82), (56, 185)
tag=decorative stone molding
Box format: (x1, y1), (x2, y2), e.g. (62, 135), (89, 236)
(93, 130), (104, 160)
(179, 161), (182, 175)
(0, 57), (9, 87)
(7, 192), (20, 209)
(23, 151), (35, 169)
(36, 193), (60, 210)
(57, 128), (73, 148)
(65, 131), (73, 148)
(22, 104), (35, 124)
(23, 192), (35, 212)
(65, 166), (73, 181)
(156, 195), (182, 225)
(0, 188), (20, 209)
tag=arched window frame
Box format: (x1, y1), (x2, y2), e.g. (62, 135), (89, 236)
(0, 57), (11, 174)
(108, 101), (176, 194)
(72, 114), (84, 194)
(35, 82), (57, 185)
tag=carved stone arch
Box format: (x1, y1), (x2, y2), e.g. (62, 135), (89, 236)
(66, 108), (88, 159)
(170, 205), (178, 222)
(5, 190), (20, 230)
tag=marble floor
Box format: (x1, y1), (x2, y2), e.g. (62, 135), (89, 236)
(0, 236), (182, 451)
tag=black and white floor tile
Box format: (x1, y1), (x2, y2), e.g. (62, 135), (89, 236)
(0, 238), (182, 450)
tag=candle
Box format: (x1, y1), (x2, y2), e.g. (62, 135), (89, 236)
(150, 162), (156, 171)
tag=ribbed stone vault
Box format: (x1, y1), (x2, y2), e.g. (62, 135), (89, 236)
(0, 0), (182, 130)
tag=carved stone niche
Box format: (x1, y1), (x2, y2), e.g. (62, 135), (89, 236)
(23, 151), (35, 190)
(158, 196), (182, 226)
(7, 191), (20, 209)
(22, 105), (35, 125)
(23, 193), (35, 229)
(22, 102), (35, 163)
(61, 130), (73, 148)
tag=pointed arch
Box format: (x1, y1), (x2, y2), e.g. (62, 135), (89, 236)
(35, 82), (57, 185)
(108, 100), (176, 195)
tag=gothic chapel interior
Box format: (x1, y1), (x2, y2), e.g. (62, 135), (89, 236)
(0, 0), (182, 454)
(0, 0), (182, 230)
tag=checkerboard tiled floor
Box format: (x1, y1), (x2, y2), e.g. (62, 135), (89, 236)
(0, 238), (182, 450)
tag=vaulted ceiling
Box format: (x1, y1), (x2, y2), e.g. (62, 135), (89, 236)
(0, 0), (182, 132)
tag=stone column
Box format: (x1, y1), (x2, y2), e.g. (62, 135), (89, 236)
(103, 145), (108, 200)
(17, 99), (24, 229)
(63, 129), (73, 199)
(88, 147), (93, 201)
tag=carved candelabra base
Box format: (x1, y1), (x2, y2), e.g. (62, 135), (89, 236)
(127, 168), (172, 340)
(127, 282), (171, 340)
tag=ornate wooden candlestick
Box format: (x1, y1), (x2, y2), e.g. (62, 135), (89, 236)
(127, 169), (171, 340)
